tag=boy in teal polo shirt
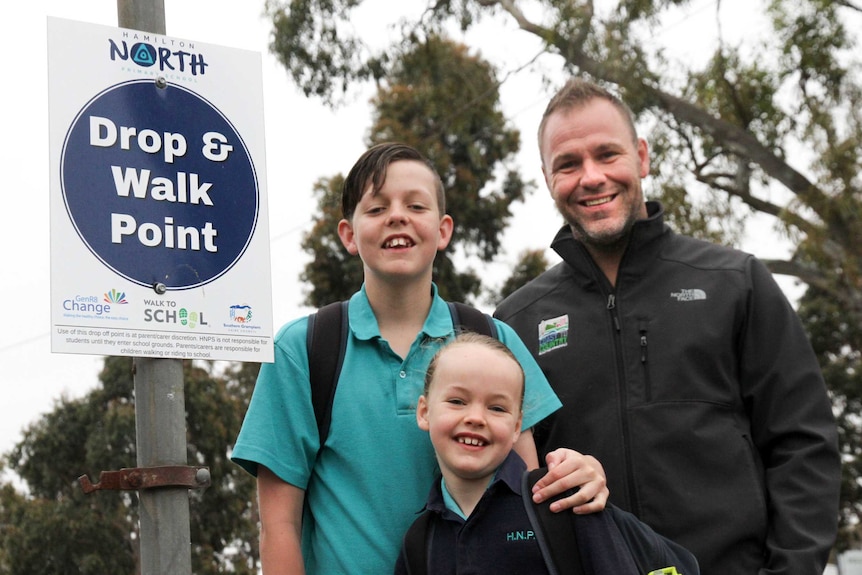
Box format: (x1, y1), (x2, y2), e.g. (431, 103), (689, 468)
(231, 143), (609, 574)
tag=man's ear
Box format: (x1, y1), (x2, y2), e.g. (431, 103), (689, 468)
(416, 395), (430, 432)
(337, 219), (359, 255)
(637, 137), (651, 178)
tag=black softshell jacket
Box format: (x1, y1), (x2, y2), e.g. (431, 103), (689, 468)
(495, 202), (840, 575)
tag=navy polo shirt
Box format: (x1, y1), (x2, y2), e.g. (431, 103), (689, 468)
(416, 451), (551, 575)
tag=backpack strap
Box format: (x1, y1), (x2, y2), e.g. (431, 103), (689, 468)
(399, 510), (436, 575)
(605, 506), (699, 575)
(306, 300), (349, 446)
(448, 302), (498, 338)
(522, 468), (585, 575)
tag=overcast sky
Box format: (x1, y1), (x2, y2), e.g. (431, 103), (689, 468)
(1, 0), (795, 468)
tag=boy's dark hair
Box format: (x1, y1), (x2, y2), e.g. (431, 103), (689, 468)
(341, 142), (446, 221)
(423, 332), (525, 409)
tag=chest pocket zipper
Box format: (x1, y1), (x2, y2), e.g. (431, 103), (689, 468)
(640, 330), (652, 401)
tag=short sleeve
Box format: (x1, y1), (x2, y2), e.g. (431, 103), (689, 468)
(231, 317), (320, 489)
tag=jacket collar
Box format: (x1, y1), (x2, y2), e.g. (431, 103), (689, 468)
(551, 201), (668, 285)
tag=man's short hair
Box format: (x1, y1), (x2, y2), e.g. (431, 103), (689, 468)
(538, 78), (639, 151)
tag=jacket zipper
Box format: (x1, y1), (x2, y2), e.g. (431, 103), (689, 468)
(606, 292), (639, 512)
(607, 294), (619, 330)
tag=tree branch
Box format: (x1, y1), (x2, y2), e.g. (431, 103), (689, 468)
(835, 0), (862, 13)
(761, 258), (827, 287)
(762, 258), (862, 316)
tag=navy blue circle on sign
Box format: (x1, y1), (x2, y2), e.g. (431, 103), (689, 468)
(61, 80), (259, 290)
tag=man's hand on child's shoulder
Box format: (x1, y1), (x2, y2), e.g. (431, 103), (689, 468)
(531, 449), (609, 514)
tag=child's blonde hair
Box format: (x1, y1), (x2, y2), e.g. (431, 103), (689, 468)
(424, 332), (525, 409)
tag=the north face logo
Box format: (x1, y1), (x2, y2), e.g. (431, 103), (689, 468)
(670, 289), (707, 302)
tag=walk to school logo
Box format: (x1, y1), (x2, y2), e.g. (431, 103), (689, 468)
(538, 315), (569, 356)
(670, 288), (707, 302)
(179, 308), (205, 328)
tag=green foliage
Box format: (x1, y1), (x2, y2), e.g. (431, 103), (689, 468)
(0, 482), (135, 575)
(0, 357), (259, 574)
(266, 0), (374, 105)
(493, 249), (552, 304)
(798, 286), (862, 550)
(300, 175), (366, 307)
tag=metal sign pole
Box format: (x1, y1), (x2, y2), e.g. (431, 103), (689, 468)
(116, 4), (192, 575)
(133, 357), (192, 575)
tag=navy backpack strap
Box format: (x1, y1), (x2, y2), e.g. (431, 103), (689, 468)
(306, 300), (349, 446)
(606, 505), (700, 575)
(448, 302), (498, 338)
(522, 468), (584, 575)
(400, 511), (435, 575)
(525, 468), (693, 575)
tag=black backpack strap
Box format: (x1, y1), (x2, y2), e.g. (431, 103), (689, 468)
(306, 300), (349, 446)
(525, 469), (694, 575)
(448, 302), (498, 338)
(606, 506), (700, 575)
(399, 510), (435, 575)
(522, 468), (585, 575)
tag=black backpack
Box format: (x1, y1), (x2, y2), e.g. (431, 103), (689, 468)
(305, 300), (498, 446)
(399, 468), (699, 575)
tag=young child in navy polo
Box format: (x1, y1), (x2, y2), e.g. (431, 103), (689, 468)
(395, 332), (698, 575)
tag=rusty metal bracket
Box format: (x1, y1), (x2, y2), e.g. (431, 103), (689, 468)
(78, 465), (211, 494)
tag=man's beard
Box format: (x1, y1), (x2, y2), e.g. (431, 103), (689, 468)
(564, 211), (636, 254)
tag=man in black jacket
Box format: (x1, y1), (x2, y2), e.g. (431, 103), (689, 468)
(495, 77), (840, 575)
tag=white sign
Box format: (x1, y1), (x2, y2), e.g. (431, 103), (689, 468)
(48, 17), (273, 362)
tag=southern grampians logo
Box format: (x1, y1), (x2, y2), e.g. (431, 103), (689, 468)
(230, 304), (253, 324)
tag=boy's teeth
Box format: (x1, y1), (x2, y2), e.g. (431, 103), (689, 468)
(458, 437), (485, 446)
(385, 237), (410, 248)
